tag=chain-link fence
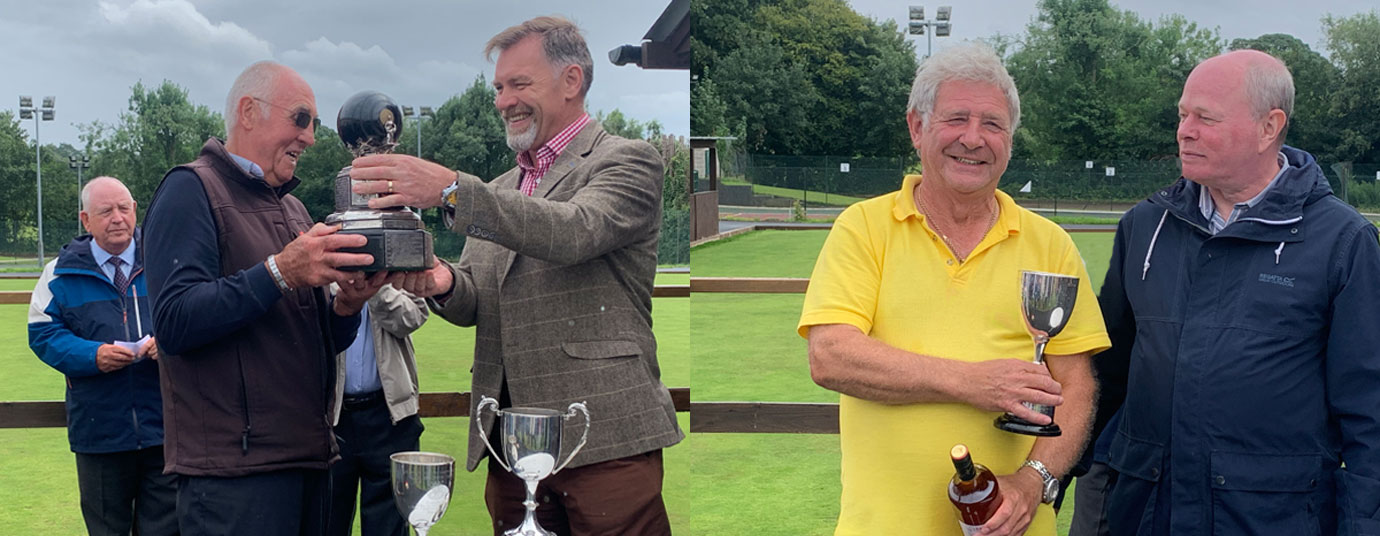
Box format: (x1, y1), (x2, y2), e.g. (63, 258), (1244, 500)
(696, 152), (1380, 219)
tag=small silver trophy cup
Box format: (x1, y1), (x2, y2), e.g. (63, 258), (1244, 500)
(389, 451), (455, 536)
(325, 90), (434, 272)
(475, 395), (591, 536)
(994, 270), (1081, 436)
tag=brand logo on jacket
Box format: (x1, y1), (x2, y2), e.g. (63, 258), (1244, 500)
(1258, 273), (1295, 288)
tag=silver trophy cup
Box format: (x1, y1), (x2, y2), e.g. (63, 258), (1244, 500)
(390, 451), (455, 536)
(994, 270), (1082, 436)
(475, 396), (591, 536)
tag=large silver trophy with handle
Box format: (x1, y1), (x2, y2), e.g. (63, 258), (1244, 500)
(475, 395), (591, 536)
(994, 270), (1082, 436)
(389, 451), (455, 536)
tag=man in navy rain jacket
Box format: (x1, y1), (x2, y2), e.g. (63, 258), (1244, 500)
(28, 176), (175, 535)
(1096, 49), (1380, 535)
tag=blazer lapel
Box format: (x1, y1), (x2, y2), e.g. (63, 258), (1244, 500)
(495, 122), (604, 280)
(530, 122), (603, 200)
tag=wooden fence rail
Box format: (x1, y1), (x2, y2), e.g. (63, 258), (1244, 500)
(1, 388), (695, 429)
(1, 277), (850, 434)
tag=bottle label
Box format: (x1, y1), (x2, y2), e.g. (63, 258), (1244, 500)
(960, 522), (982, 536)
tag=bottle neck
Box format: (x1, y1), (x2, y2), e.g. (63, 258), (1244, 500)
(953, 454), (977, 481)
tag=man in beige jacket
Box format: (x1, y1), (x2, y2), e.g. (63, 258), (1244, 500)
(326, 283), (428, 536)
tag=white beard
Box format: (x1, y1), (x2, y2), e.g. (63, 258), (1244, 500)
(506, 125), (537, 152)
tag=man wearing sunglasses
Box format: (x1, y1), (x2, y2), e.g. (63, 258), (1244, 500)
(143, 60), (387, 536)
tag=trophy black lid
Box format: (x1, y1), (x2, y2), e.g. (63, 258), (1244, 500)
(337, 90), (403, 152)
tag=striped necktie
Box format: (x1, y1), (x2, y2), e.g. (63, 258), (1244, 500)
(107, 257), (128, 295)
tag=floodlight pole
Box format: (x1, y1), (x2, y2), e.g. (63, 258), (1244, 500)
(402, 105), (435, 158)
(20, 95), (55, 267)
(70, 155), (90, 234)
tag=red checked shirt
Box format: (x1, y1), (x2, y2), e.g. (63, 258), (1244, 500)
(517, 113), (592, 196)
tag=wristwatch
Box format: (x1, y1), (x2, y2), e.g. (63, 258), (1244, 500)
(1022, 459), (1060, 504)
(440, 174), (460, 228)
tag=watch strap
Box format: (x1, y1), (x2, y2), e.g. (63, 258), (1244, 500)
(1022, 459), (1058, 504)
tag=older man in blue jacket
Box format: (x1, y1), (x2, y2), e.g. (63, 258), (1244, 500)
(28, 176), (175, 535)
(1096, 49), (1380, 535)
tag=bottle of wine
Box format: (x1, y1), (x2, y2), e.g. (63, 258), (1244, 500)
(949, 444), (1004, 535)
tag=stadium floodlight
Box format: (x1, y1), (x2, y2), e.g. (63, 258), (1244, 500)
(403, 104), (436, 158)
(906, 6), (954, 58)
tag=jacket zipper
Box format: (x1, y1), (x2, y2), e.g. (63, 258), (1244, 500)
(238, 352), (252, 455)
(120, 269), (140, 448)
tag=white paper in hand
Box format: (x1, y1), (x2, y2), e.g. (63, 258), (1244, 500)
(116, 334), (152, 363)
(409, 484), (450, 528)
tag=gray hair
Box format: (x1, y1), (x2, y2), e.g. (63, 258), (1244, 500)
(1243, 53), (1294, 143)
(80, 176), (131, 211)
(906, 42), (1021, 132)
(484, 16), (594, 97)
(224, 61), (282, 133)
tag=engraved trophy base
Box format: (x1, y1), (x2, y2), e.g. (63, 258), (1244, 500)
(993, 413), (1062, 437)
(326, 210), (434, 272)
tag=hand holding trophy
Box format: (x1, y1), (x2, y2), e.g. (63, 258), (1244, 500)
(993, 270), (1081, 436)
(326, 90), (434, 272)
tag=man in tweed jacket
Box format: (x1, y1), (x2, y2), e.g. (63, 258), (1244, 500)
(348, 15), (681, 535)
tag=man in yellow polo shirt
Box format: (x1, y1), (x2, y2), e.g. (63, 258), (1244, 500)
(799, 43), (1110, 536)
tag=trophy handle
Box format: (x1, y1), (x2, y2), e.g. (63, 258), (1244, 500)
(551, 402), (590, 476)
(473, 396), (512, 473)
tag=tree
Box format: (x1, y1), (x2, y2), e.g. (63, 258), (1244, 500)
(290, 124), (353, 221)
(90, 81), (223, 216)
(425, 76), (513, 182)
(0, 111), (39, 254)
(693, 0), (916, 157)
(1005, 0), (1221, 161)
(596, 109), (646, 139)
(1322, 11), (1380, 162)
(1229, 34), (1339, 159)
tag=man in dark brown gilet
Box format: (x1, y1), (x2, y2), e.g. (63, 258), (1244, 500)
(144, 61), (388, 536)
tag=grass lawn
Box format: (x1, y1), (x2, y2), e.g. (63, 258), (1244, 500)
(0, 274), (689, 535)
(690, 226), (1115, 535)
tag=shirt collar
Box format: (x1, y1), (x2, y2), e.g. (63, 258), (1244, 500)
(516, 113), (591, 172)
(891, 174), (1021, 234)
(1198, 151), (1288, 228)
(228, 152), (265, 180)
(90, 235), (136, 268)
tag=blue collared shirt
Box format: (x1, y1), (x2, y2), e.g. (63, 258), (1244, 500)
(90, 238), (136, 286)
(343, 305), (382, 395)
(1198, 152), (1289, 234)
(228, 152), (265, 179)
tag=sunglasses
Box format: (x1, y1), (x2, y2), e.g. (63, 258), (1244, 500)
(252, 97), (321, 130)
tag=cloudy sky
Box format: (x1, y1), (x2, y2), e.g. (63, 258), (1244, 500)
(851, 0), (1375, 58)
(0, 0), (687, 148)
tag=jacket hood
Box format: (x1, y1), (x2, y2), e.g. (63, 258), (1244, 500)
(1150, 145), (1330, 232)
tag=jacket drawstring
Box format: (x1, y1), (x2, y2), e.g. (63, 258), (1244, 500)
(1275, 242), (1285, 264)
(1142, 210), (1169, 281)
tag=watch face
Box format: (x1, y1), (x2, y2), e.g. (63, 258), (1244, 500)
(1042, 478), (1059, 503)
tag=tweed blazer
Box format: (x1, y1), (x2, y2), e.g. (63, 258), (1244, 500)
(434, 122), (682, 471)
